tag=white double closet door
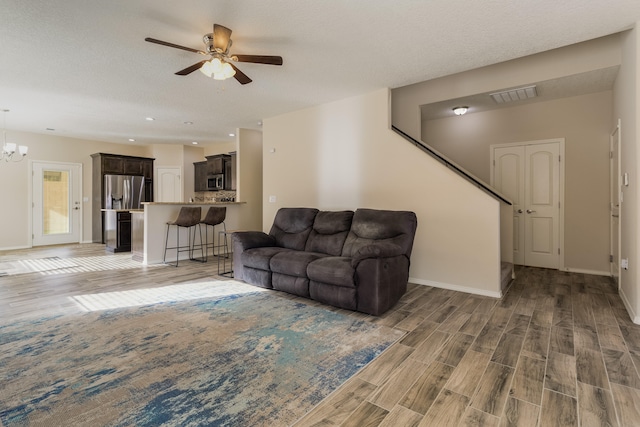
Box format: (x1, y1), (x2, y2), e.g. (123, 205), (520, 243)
(492, 140), (563, 269)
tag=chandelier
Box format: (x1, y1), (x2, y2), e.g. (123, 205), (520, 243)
(1, 109), (28, 162)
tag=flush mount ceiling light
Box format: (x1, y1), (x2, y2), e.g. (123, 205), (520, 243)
(490, 85), (537, 104)
(452, 106), (468, 116)
(1, 109), (28, 162)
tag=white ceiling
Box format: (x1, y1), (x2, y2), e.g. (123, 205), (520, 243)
(1, 1), (640, 146)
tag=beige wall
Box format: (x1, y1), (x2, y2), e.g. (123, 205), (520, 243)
(615, 24), (640, 322)
(423, 91), (613, 273)
(237, 129), (263, 231)
(263, 88), (503, 296)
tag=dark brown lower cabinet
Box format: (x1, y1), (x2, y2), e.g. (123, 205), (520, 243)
(105, 210), (132, 253)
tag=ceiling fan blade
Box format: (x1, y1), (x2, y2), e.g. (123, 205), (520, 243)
(175, 60), (208, 76)
(145, 37), (205, 55)
(234, 55), (283, 66)
(213, 24), (232, 51)
(229, 63), (252, 85)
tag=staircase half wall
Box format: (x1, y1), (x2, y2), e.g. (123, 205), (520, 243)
(263, 88), (508, 297)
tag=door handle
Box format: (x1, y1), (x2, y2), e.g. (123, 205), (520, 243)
(612, 214), (619, 218)
(526, 209), (536, 214)
(74, 207), (80, 210)
(516, 209), (523, 214)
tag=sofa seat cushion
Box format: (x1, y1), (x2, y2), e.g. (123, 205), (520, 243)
(272, 273), (310, 297)
(307, 256), (355, 288)
(242, 247), (293, 271)
(309, 281), (357, 311)
(270, 251), (329, 278)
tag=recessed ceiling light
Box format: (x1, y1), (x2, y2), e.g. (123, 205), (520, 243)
(145, 117), (155, 121)
(128, 138), (136, 142)
(229, 133), (235, 137)
(257, 121), (263, 126)
(192, 141), (198, 145)
(183, 121), (193, 125)
(46, 128), (55, 131)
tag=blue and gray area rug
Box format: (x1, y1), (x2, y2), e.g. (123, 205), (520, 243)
(0, 281), (403, 426)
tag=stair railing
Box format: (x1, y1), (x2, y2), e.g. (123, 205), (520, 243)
(391, 125), (512, 206)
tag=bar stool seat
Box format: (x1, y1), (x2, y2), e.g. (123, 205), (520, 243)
(199, 206), (227, 262)
(163, 206), (203, 267)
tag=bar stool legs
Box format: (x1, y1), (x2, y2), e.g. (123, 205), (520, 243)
(217, 228), (233, 277)
(163, 206), (203, 267)
(199, 207), (227, 263)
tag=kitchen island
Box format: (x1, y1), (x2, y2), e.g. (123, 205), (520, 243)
(133, 202), (248, 265)
(102, 209), (141, 253)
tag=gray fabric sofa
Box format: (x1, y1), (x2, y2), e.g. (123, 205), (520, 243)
(232, 207), (418, 315)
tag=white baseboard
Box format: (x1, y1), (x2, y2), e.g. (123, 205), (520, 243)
(619, 287), (640, 325)
(409, 277), (502, 299)
(561, 267), (611, 276)
(0, 245), (31, 251)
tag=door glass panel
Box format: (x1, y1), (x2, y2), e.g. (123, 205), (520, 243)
(43, 170), (70, 235)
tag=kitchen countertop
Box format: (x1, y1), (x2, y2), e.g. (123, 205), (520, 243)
(142, 201), (245, 205)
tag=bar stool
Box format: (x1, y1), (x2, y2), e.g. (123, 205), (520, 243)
(217, 229), (238, 277)
(163, 206), (203, 267)
(200, 206), (227, 262)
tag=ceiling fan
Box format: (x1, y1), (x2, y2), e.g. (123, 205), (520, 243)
(145, 24), (283, 85)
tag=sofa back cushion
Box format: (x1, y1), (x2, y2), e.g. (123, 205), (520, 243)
(342, 208), (418, 258)
(305, 210), (354, 256)
(269, 208), (319, 250)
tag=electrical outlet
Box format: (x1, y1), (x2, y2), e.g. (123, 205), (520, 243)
(269, 195), (276, 203)
(622, 258), (629, 270)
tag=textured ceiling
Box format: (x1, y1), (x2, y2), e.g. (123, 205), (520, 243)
(1, 1), (640, 146)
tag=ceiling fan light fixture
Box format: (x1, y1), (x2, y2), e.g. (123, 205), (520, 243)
(210, 58), (224, 73)
(201, 58), (235, 80)
(222, 62), (235, 78)
(200, 60), (213, 77)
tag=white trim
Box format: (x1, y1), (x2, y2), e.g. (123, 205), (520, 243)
(30, 160), (84, 246)
(561, 267), (611, 277)
(619, 287), (640, 325)
(610, 119), (622, 289)
(490, 138), (565, 271)
(409, 277), (502, 298)
(0, 245), (31, 251)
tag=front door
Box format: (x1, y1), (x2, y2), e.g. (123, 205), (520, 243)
(32, 161), (82, 246)
(492, 140), (562, 269)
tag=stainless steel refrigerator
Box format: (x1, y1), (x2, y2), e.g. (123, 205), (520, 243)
(104, 174), (145, 210)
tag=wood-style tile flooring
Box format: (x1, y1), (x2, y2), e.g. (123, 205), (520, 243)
(2, 244), (640, 426)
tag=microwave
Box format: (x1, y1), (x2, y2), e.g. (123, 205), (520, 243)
(207, 174), (224, 191)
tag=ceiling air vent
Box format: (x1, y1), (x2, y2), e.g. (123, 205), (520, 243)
(490, 85), (537, 104)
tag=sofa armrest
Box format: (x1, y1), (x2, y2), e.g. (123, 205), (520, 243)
(232, 231), (276, 251)
(351, 242), (405, 268)
(232, 232), (276, 281)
